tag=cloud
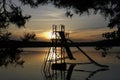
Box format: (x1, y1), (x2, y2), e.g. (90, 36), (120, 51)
(26, 4), (66, 21)
(31, 18), (64, 22)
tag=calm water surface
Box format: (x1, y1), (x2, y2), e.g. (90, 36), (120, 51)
(0, 47), (120, 80)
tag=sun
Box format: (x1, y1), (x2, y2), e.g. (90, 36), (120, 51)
(43, 32), (52, 39)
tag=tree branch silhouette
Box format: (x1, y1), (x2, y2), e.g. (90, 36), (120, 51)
(1, 0), (120, 29)
(0, 0), (31, 28)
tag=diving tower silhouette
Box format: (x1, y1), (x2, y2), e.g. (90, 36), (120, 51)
(43, 24), (108, 73)
(42, 25), (108, 79)
(50, 24), (75, 60)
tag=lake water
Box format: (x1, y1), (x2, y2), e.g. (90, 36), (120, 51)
(0, 47), (120, 80)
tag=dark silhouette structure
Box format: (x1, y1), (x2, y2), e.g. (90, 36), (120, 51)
(42, 25), (109, 80)
(1, 0), (120, 30)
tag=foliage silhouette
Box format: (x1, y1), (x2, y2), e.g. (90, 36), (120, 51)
(18, 0), (120, 29)
(0, 0), (31, 28)
(21, 32), (36, 41)
(95, 46), (112, 57)
(0, 48), (24, 67)
(0, 31), (11, 41)
(1, 0), (120, 29)
(0, 29), (24, 67)
(102, 27), (120, 40)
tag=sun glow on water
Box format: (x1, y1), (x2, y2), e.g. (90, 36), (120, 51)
(47, 47), (61, 61)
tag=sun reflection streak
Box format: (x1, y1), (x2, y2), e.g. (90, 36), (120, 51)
(47, 47), (61, 62)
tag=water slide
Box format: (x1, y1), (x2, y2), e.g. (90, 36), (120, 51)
(58, 31), (108, 67)
(58, 32), (75, 60)
(68, 39), (108, 67)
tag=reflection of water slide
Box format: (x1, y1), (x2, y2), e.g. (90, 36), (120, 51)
(42, 63), (108, 80)
(42, 63), (76, 80)
(68, 39), (109, 67)
(66, 64), (76, 80)
(75, 68), (109, 80)
(86, 68), (109, 80)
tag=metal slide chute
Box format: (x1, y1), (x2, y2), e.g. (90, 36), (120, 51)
(68, 39), (109, 67)
(59, 31), (75, 60)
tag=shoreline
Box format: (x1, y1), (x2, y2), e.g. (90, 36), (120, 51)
(0, 39), (120, 48)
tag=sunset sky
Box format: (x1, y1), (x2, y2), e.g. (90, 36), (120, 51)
(8, 2), (116, 42)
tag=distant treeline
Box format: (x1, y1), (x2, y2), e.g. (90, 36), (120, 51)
(0, 39), (120, 48)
